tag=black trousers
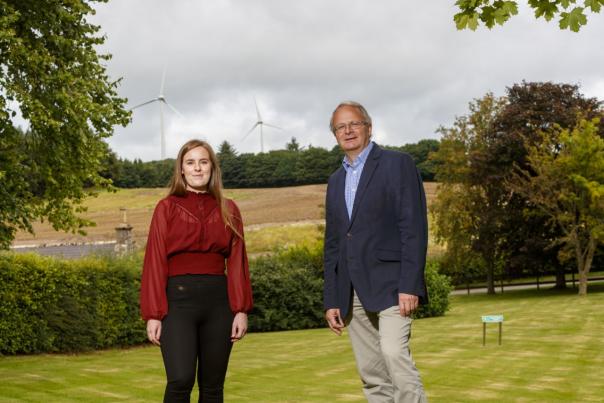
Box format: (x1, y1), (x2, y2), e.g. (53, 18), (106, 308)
(161, 274), (234, 403)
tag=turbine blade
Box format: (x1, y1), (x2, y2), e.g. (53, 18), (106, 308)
(130, 98), (158, 110)
(159, 67), (167, 95)
(163, 100), (184, 118)
(159, 102), (165, 160)
(254, 97), (262, 121)
(243, 123), (260, 139)
(263, 122), (283, 130)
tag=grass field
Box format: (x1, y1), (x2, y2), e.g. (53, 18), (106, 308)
(12, 183), (441, 256)
(12, 185), (329, 246)
(245, 222), (324, 255)
(1, 284), (602, 402)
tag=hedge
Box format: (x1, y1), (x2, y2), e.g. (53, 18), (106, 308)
(248, 246), (326, 332)
(248, 244), (452, 331)
(0, 246), (451, 354)
(0, 253), (146, 354)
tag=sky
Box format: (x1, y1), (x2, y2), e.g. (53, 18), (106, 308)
(90, 1), (604, 161)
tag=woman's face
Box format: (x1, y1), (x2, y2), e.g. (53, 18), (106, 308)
(181, 146), (212, 192)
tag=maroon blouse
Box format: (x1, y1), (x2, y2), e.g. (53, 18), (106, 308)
(140, 191), (253, 321)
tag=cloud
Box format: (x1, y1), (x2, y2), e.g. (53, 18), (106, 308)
(91, 0), (604, 161)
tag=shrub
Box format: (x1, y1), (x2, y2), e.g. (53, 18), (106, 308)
(248, 245), (452, 332)
(414, 260), (453, 319)
(0, 245), (452, 353)
(0, 253), (146, 355)
(249, 245), (325, 332)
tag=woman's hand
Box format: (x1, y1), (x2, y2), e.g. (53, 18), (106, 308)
(231, 312), (248, 342)
(147, 319), (162, 346)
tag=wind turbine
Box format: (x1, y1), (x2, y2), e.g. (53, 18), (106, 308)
(130, 69), (183, 160)
(242, 98), (282, 153)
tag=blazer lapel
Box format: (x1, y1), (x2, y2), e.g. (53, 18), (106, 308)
(348, 144), (381, 228)
(334, 167), (350, 226)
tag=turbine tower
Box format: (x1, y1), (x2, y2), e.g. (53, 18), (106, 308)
(242, 97), (282, 153)
(130, 69), (183, 160)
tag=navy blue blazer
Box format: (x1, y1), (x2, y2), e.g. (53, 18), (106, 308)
(323, 143), (428, 318)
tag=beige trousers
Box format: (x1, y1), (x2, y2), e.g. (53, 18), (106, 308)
(346, 292), (427, 403)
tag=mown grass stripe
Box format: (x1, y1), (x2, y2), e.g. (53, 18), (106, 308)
(1, 284), (603, 402)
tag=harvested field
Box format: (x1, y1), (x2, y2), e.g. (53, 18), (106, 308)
(13, 183), (438, 250)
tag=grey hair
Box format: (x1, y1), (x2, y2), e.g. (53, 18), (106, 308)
(329, 101), (372, 133)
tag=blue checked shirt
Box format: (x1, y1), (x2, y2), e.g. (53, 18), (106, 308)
(343, 142), (374, 219)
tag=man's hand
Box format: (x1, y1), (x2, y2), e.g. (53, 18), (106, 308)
(325, 308), (344, 336)
(147, 319), (162, 346)
(398, 293), (419, 317)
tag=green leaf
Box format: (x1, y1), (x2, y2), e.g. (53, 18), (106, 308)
(468, 12), (480, 30)
(532, 1), (559, 21)
(454, 13), (468, 30)
(480, 6), (497, 28)
(584, 0), (604, 12)
(559, 7), (588, 31)
(454, 12), (480, 30)
(500, 0), (520, 15)
(456, 0), (482, 9)
(491, 1), (519, 25)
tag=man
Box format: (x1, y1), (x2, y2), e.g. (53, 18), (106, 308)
(323, 101), (428, 403)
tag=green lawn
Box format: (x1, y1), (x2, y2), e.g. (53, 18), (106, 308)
(2, 285), (603, 402)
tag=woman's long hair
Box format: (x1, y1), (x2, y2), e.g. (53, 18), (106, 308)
(168, 139), (241, 238)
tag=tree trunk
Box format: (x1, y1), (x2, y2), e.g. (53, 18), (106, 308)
(575, 235), (596, 296)
(554, 263), (567, 289)
(486, 260), (495, 295)
(578, 270), (588, 296)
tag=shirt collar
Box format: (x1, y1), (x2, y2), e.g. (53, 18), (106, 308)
(342, 141), (374, 169)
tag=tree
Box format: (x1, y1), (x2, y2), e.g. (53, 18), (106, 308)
(433, 82), (603, 293)
(286, 137), (300, 152)
(217, 141), (242, 188)
(454, 0), (604, 32)
(486, 82), (603, 288)
(98, 143), (121, 184)
(295, 147), (338, 185)
(0, 0), (129, 249)
(431, 93), (509, 294)
(271, 150), (299, 186)
(399, 139), (440, 181)
(508, 118), (604, 295)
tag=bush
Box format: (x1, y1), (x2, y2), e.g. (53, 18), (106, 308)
(248, 245), (452, 332)
(249, 245), (325, 332)
(414, 260), (453, 319)
(0, 253), (146, 354)
(0, 245), (452, 353)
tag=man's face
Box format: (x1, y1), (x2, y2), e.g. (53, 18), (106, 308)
(332, 106), (372, 156)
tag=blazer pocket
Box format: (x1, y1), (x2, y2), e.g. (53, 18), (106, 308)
(375, 249), (401, 262)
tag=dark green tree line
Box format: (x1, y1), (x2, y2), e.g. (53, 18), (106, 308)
(99, 137), (439, 189)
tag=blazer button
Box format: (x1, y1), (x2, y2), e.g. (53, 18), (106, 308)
(346, 232), (352, 238)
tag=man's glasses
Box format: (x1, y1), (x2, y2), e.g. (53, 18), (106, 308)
(334, 121), (368, 134)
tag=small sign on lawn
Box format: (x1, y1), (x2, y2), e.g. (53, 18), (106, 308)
(481, 314), (504, 346)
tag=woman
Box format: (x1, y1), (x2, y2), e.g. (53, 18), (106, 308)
(140, 139), (253, 403)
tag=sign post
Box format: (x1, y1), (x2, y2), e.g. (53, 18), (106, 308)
(481, 315), (504, 346)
